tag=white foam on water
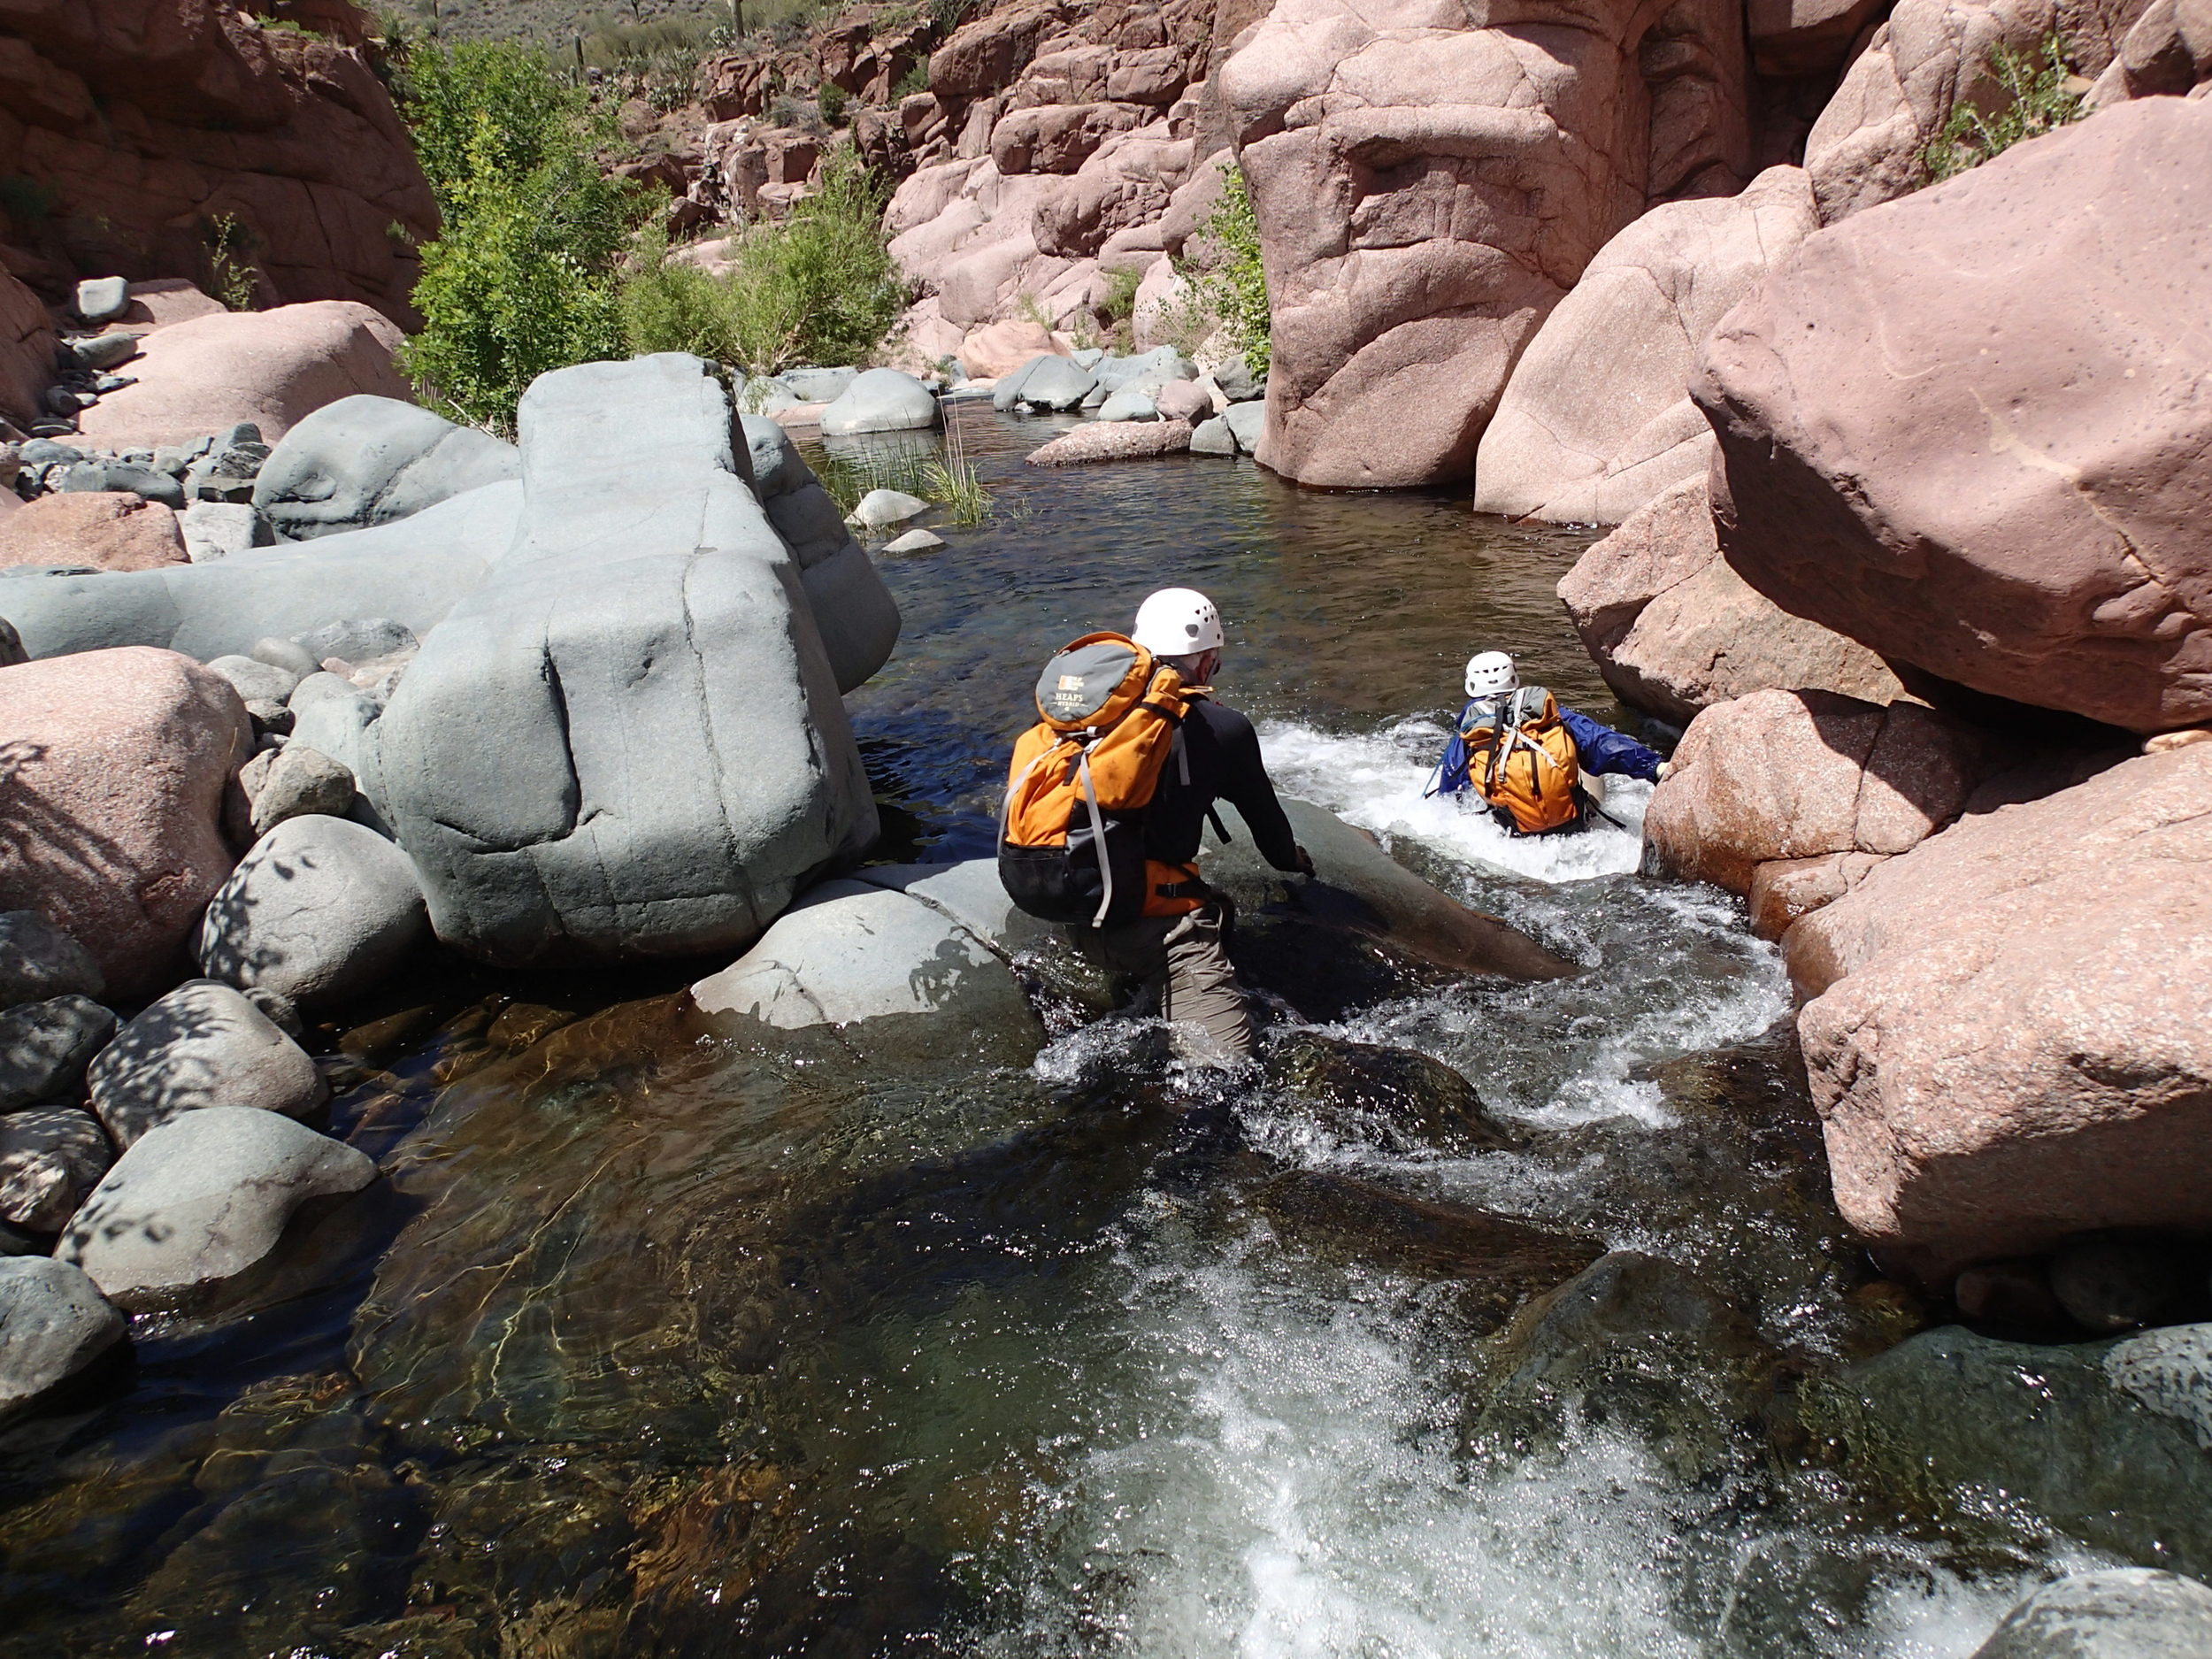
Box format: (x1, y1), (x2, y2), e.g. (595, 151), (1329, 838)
(1257, 718), (1655, 887)
(983, 1221), (2051, 1659)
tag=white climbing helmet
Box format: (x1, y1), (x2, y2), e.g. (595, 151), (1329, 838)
(1464, 650), (1517, 699)
(1133, 588), (1225, 657)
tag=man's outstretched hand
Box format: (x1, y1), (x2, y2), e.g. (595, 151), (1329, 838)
(1292, 844), (1317, 878)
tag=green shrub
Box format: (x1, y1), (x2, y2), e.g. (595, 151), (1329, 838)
(618, 145), (910, 374)
(818, 80), (848, 123)
(1923, 32), (2084, 182)
(396, 43), (643, 432)
(892, 59), (930, 100)
(1196, 161), (1269, 377)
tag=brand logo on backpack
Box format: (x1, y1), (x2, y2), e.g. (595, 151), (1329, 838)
(1000, 632), (1201, 927)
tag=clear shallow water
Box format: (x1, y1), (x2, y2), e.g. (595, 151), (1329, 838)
(0, 407), (2101, 1656)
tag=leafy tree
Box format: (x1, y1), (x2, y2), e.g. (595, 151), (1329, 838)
(1198, 162), (1270, 378)
(395, 43), (643, 433)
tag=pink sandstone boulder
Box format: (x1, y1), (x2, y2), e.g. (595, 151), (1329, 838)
(1787, 742), (2212, 1286)
(1026, 419), (1194, 464)
(2085, 0), (2212, 104)
(1641, 688), (2000, 895)
(73, 302), (412, 450)
(1698, 96), (2212, 735)
(0, 648), (253, 1000)
(1558, 475), (1904, 726)
(0, 493), (189, 572)
(1474, 168), (1819, 526)
(1218, 0), (1754, 488)
(959, 319), (1065, 378)
(1801, 0), (2145, 223)
(0, 270), (56, 432)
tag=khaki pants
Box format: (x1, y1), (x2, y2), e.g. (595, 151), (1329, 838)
(1068, 902), (1254, 1064)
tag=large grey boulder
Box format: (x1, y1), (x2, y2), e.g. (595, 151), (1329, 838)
(0, 995), (117, 1110)
(3, 480), (525, 663)
(692, 859), (1050, 1065)
(0, 1256), (126, 1420)
(992, 354), (1054, 411)
(1091, 346), (1194, 392)
(198, 816), (427, 1007)
(284, 676), (386, 793)
(0, 911), (104, 1008)
(738, 413), (902, 694)
(1190, 415), (1236, 457)
(1223, 402), (1265, 452)
(251, 395), (521, 540)
(358, 355), (879, 968)
(1971, 1571), (2212, 1659)
(87, 979), (329, 1149)
(243, 743), (356, 839)
(779, 365), (859, 403)
(819, 367), (941, 435)
(0, 1106), (112, 1232)
(1014, 356), (1098, 411)
(58, 1107), (375, 1311)
(204, 653), (300, 705)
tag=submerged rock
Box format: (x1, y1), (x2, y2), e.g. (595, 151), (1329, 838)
(1025, 419), (1192, 465)
(1465, 1250), (1779, 1479)
(1806, 1324), (2212, 1578)
(60, 1106), (377, 1311)
(1201, 796), (1574, 1021)
(1263, 1030), (1521, 1154)
(1250, 1170), (1602, 1325)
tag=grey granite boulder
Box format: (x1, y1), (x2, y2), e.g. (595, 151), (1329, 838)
(74, 277), (129, 324)
(820, 367), (941, 435)
(205, 653), (301, 705)
(252, 396), (521, 541)
(852, 488), (927, 528)
(883, 528), (945, 552)
(253, 635), (320, 678)
(0, 621), (25, 669)
(179, 502), (272, 563)
(0, 1256), (126, 1419)
(0, 1106), (111, 1232)
(692, 859), (1050, 1065)
(0, 913), (104, 1009)
(1014, 356), (1098, 411)
(198, 816), (428, 1007)
(246, 744), (356, 839)
(1094, 389), (1159, 422)
(1190, 415), (1235, 456)
(779, 365), (859, 403)
(3, 480), (524, 663)
(56, 461), (185, 511)
(1091, 346), (1194, 392)
(297, 618), (417, 664)
(739, 414), (902, 694)
(1224, 402), (1265, 452)
(0, 995), (117, 1110)
(87, 979), (329, 1149)
(992, 354), (1054, 411)
(358, 354), (879, 967)
(283, 676), (385, 795)
(58, 1107), (374, 1311)
(1972, 1570), (2212, 1658)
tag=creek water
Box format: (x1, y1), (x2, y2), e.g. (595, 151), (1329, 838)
(0, 407), (2101, 1656)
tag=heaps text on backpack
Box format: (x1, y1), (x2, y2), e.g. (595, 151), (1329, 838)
(1000, 632), (1207, 927)
(1461, 685), (1581, 834)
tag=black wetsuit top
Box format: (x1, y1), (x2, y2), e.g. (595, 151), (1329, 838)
(1145, 698), (1302, 872)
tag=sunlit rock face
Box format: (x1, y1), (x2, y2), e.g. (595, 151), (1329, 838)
(1219, 0), (1752, 488)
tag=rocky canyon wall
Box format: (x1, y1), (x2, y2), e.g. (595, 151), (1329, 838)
(0, 0), (437, 324)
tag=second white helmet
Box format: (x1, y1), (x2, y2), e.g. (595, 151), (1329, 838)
(1133, 588), (1225, 657)
(1463, 650), (1517, 698)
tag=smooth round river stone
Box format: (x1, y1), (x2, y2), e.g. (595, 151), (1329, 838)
(59, 1107), (375, 1311)
(852, 488), (928, 528)
(0, 994), (116, 1110)
(0, 1256), (125, 1419)
(819, 368), (941, 435)
(87, 979), (329, 1149)
(0, 1105), (112, 1232)
(1972, 1569), (2212, 1658)
(198, 815), (428, 1007)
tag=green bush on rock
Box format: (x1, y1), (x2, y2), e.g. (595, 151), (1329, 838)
(1197, 163), (1271, 379)
(1923, 32), (2085, 182)
(620, 147), (910, 376)
(396, 42), (645, 434)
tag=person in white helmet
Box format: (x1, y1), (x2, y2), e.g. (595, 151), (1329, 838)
(1065, 587), (1313, 1063)
(1430, 649), (1670, 834)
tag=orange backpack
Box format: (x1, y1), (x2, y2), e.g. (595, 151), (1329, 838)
(1460, 686), (1581, 834)
(1000, 632), (1204, 926)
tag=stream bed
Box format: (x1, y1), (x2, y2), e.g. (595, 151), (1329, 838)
(0, 407), (2110, 1656)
